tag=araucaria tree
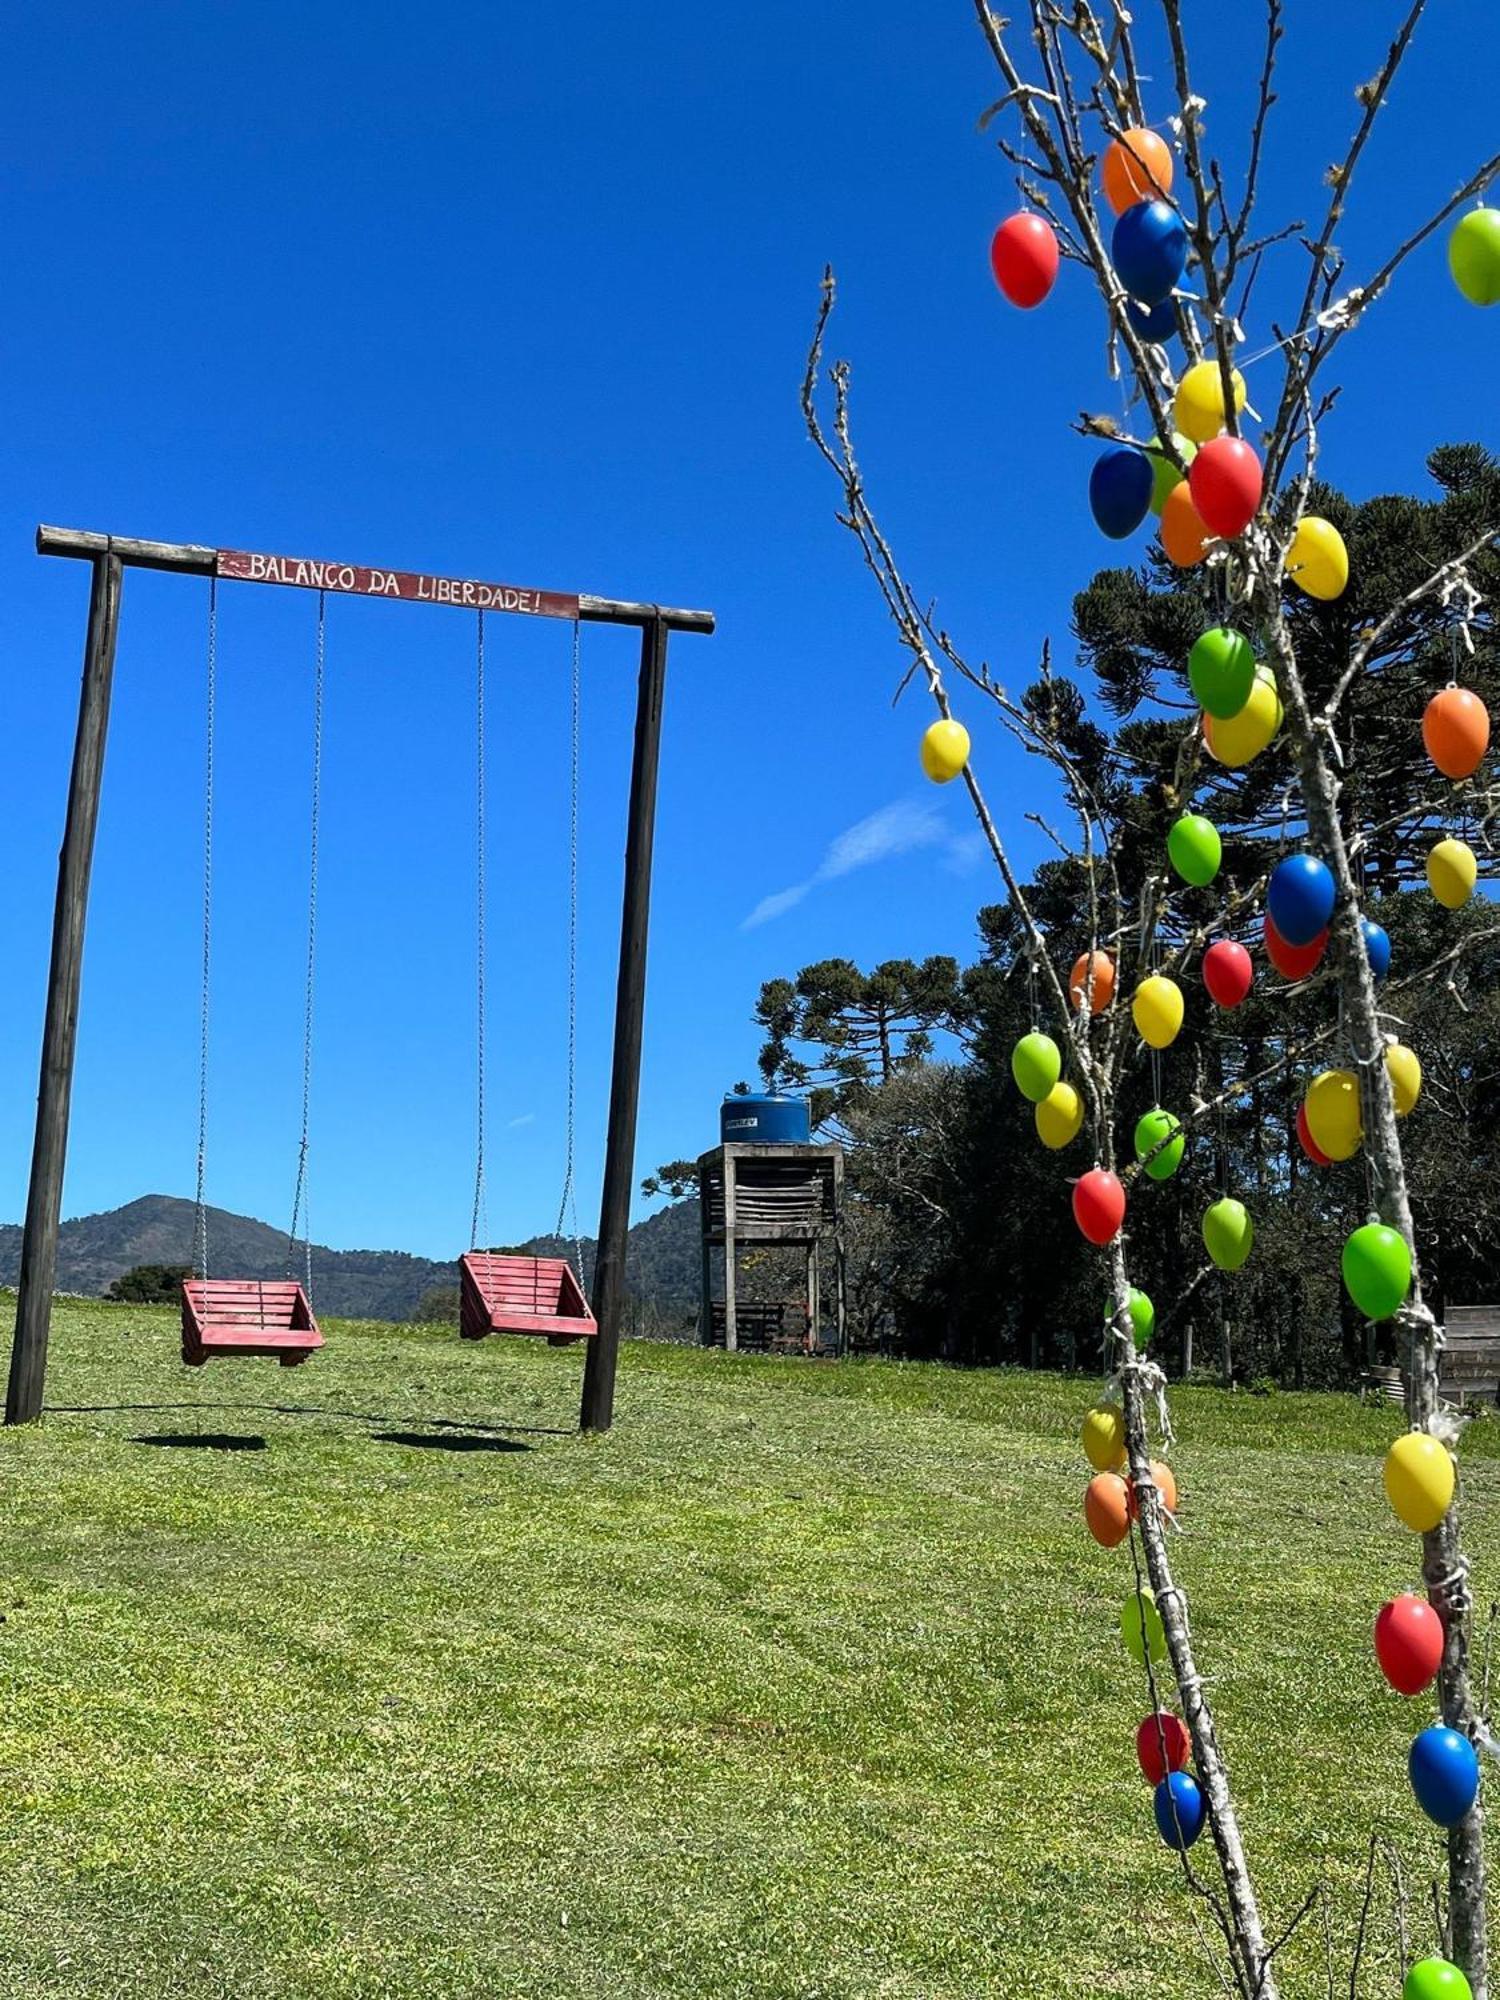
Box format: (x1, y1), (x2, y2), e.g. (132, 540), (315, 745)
(803, 6), (1500, 1994)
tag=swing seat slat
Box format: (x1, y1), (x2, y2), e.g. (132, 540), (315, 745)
(181, 1278), (324, 1368)
(459, 1253), (596, 1344)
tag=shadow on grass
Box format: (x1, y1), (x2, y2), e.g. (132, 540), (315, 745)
(131, 1432), (268, 1452)
(372, 1430), (531, 1454)
(52, 1404), (574, 1437)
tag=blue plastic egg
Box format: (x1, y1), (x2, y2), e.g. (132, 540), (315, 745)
(1361, 917), (1391, 983)
(1153, 1770), (1205, 1849)
(1126, 297), (1177, 344)
(1112, 200), (1188, 307)
(1267, 854), (1336, 948)
(1089, 446), (1155, 539)
(1409, 1726), (1479, 1827)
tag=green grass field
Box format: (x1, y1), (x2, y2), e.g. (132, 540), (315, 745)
(0, 1298), (1492, 1997)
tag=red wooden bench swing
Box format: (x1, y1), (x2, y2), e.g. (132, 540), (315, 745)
(184, 586), (592, 1369)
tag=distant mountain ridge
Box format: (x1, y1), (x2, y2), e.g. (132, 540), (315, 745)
(0, 1193), (702, 1330)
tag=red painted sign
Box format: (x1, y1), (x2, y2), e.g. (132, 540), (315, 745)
(217, 547), (581, 620)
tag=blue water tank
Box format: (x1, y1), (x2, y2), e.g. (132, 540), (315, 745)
(720, 1092), (811, 1146)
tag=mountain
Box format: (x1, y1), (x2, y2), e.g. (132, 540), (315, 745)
(0, 1193), (703, 1330)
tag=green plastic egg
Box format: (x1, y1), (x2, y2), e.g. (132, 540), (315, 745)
(1188, 627), (1257, 720)
(1167, 812), (1222, 887)
(1104, 1286), (1156, 1348)
(1449, 208), (1500, 307)
(1404, 1958), (1473, 2000)
(1011, 1031), (1062, 1103)
(1122, 1587), (1167, 1665)
(1134, 1106), (1185, 1181)
(1202, 1197), (1254, 1273)
(1342, 1223), (1413, 1322)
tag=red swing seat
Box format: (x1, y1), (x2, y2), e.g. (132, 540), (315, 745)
(459, 1252), (596, 1345)
(181, 1278), (325, 1368)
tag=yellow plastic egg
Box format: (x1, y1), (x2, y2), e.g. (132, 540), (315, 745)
(1428, 837), (1478, 909)
(1304, 1069), (1362, 1162)
(1384, 1431), (1455, 1534)
(1035, 1080), (1085, 1150)
(1174, 359), (1247, 444)
(1287, 516), (1349, 601)
(1202, 665), (1281, 768)
(1132, 974), (1185, 1050)
(920, 718), (970, 783)
(1386, 1044), (1422, 1117)
(1082, 1403), (1126, 1473)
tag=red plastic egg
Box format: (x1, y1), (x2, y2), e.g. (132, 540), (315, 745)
(989, 213), (1060, 309)
(1073, 1168), (1126, 1246)
(1263, 912), (1327, 981)
(1202, 938), (1253, 1009)
(1296, 1102), (1332, 1168)
(1136, 1711), (1191, 1786)
(1374, 1593), (1445, 1697)
(1189, 436), (1264, 540)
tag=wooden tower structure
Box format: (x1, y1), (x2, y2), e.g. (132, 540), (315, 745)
(696, 1142), (846, 1355)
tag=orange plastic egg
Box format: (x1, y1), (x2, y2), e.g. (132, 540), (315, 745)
(1160, 480), (1211, 568)
(1102, 127), (1175, 215)
(1423, 686), (1491, 781)
(1085, 1472), (1131, 1548)
(1127, 1460), (1179, 1520)
(1069, 950), (1116, 1013)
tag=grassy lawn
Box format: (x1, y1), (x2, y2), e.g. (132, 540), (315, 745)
(0, 1298), (1493, 1997)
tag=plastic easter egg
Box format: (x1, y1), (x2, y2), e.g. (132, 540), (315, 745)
(1264, 912), (1327, 981)
(1160, 479), (1211, 567)
(1174, 359), (1246, 444)
(1134, 1107), (1184, 1182)
(1126, 297), (1177, 344)
(1409, 1726), (1479, 1828)
(1146, 433), (1195, 515)
(1085, 1472), (1131, 1549)
(1073, 1168), (1126, 1244)
(1090, 445), (1155, 540)
(1102, 127), (1174, 215)
(1112, 199), (1188, 307)
(1188, 626), (1256, 719)
(1202, 939), (1253, 1009)
(1104, 1286), (1156, 1348)
(1386, 1044), (1422, 1118)
(1122, 1586), (1167, 1664)
(1268, 854), (1335, 947)
(1385, 1432), (1456, 1534)
(1374, 1594), (1444, 1697)
(1428, 837), (1478, 909)
(1448, 206), (1500, 306)
(1202, 1197), (1254, 1273)
(1036, 1081), (1085, 1150)
(989, 213), (1059, 308)
(920, 718), (970, 783)
(1069, 950), (1116, 1014)
(1304, 1070), (1361, 1162)
(1082, 1403), (1126, 1473)
(1361, 916), (1391, 983)
(1167, 813), (1221, 887)
(1343, 1222), (1412, 1321)
(1154, 1771), (1205, 1849)
(1126, 1459), (1178, 1521)
(1189, 437), (1263, 540)
(1423, 687), (1491, 781)
(1404, 1960), (1473, 2000)
(1296, 1102), (1332, 1167)
(1203, 666), (1280, 766)
(1132, 974), (1184, 1050)
(1136, 1712), (1191, 1786)
(1287, 516), (1348, 600)
(1011, 1031), (1062, 1103)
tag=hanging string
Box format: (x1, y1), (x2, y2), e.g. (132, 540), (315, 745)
(470, 609), (489, 1253)
(556, 618), (585, 1284)
(1027, 950), (1040, 1034)
(286, 589), (325, 1298)
(194, 577), (217, 1283)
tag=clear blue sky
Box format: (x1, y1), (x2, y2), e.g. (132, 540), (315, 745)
(2, 4), (1494, 1260)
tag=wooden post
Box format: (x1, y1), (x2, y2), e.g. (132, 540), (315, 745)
(806, 1241), (820, 1354)
(580, 616), (669, 1433)
(722, 1154), (738, 1354)
(8, 554), (124, 1425)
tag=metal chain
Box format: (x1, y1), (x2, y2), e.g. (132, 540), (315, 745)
(470, 610), (489, 1252)
(194, 577), (217, 1282)
(556, 617), (584, 1284)
(286, 589), (325, 1297)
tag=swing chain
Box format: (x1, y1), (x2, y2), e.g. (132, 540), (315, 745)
(194, 577), (217, 1283)
(556, 617), (584, 1284)
(286, 589), (325, 1297)
(470, 610), (489, 1252)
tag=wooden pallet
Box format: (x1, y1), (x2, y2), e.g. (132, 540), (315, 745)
(181, 1278), (324, 1368)
(459, 1252), (596, 1345)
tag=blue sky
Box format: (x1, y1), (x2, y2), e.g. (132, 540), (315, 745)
(2, 3), (1495, 1260)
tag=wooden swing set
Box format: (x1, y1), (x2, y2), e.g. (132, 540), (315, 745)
(8, 525), (713, 1431)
